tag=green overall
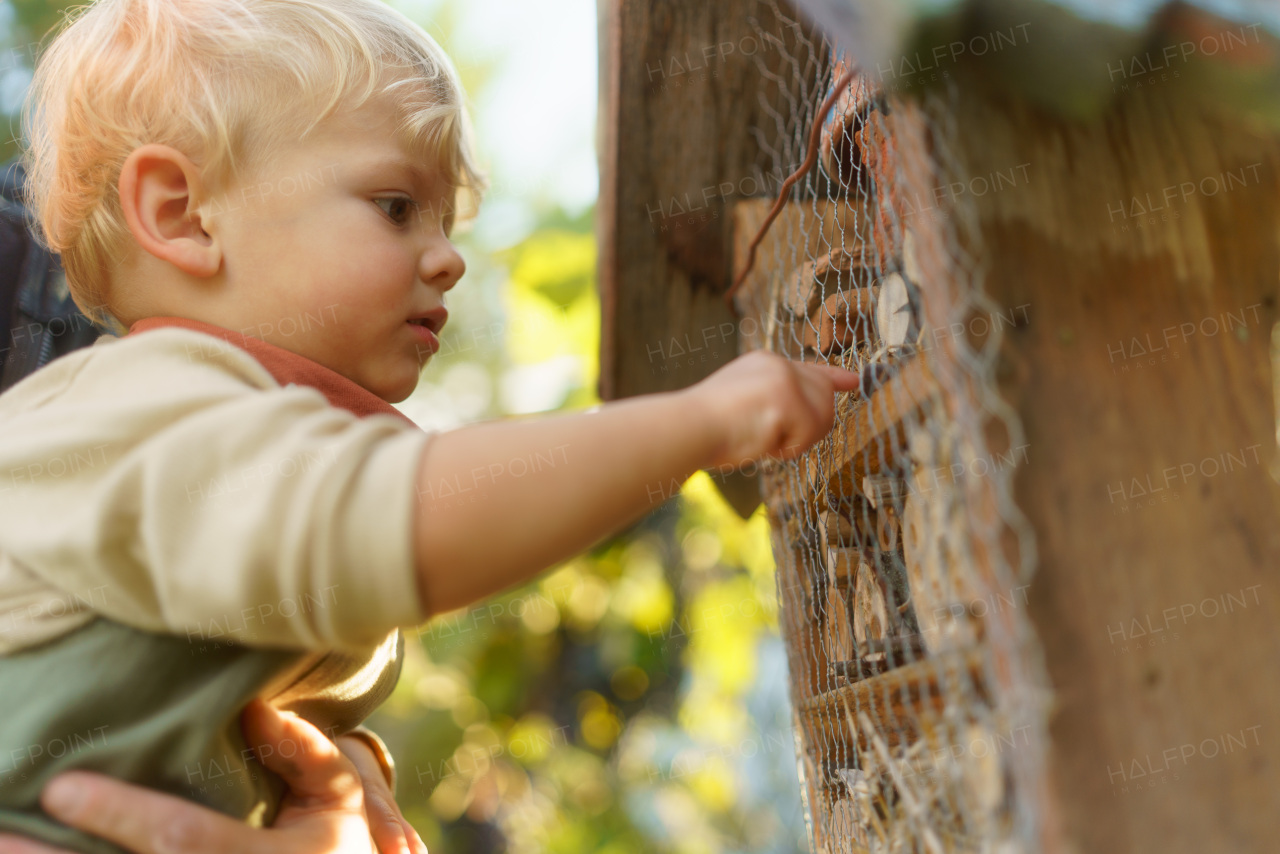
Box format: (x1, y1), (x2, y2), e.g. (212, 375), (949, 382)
(0, 618), (401, 854)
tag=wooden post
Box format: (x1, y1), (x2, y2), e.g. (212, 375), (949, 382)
(597, 0), (826, 516)
(932, 80), (1280, 853)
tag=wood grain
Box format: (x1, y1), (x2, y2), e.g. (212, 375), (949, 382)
(812, 355), (941, 505)
(599, 0), (823, 397)
(797, 645), (987, 754)
(598, 0), (826, 515)
(938, 79), (1280, 853)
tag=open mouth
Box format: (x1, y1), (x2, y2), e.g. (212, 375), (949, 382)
(407, 314), (444, 355)
(407, 313), (446, 335)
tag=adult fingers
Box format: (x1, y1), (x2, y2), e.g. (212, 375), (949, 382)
(346, 758), (425, 854)
(364, 792), (410, 854)
(0, 835), (70, 854)
(335, 736), (406, 854)
(401, 817), (428, 854)
(240, 699), (360, 808)
(14, 704), (372, 854)
(35, 772), (267, 854)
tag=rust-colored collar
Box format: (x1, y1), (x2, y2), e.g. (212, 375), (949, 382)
(127, 316), (418, 427)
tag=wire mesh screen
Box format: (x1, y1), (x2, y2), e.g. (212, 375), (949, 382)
(731, 4), (1054, 852)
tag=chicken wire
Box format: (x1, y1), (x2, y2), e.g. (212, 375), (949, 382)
(731, 4), (1054, 853)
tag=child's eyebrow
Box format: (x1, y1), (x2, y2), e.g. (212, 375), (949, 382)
(357, 153), (441, 195)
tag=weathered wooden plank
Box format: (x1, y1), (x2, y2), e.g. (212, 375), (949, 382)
(936, 79), (1280, 853)
(769, 508), (838, 853)
(798, 645), (987, 751)
(599, 0), (830, 516)
(815, 355), (941, 505)
(599, 0), (820, 397)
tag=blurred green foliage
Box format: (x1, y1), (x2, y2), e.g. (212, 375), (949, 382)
(0, 1), (808, 850)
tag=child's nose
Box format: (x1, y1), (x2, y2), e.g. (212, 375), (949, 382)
(420, 241), (465, 292)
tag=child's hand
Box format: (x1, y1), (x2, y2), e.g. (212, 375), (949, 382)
(684, 350), (860, 470)
(336, 735), (426, 854)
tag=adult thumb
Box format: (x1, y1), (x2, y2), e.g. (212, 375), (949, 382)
(239, 699), (361, 805)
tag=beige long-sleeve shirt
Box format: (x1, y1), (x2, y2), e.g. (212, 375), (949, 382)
(0, 326), (430, 654)
(0, 326), (433, 851)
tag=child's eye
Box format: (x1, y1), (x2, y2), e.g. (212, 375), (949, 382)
(373, 195), (419, 225)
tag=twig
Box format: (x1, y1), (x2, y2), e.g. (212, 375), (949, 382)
(723, 66), (858, 313)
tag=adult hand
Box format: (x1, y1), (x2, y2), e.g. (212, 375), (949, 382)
(336, 734), (427, 854)
(0, 700), (390, 854)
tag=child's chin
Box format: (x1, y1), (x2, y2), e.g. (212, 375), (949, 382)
(377, 370), (422, 404)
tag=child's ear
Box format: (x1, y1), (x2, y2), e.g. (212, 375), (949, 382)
(118, 144), (219, 278)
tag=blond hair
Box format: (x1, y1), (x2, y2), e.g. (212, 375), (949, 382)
(21, 0), (486, 326)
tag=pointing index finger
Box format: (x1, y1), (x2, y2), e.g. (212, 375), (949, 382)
(801, 362), (861, 392)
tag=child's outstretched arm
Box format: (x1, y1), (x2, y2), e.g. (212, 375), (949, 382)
(412, 350), (859, 616)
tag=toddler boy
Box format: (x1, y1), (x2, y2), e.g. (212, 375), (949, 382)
(0, 1), (857, 852)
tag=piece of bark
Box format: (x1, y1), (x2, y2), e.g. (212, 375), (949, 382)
(874, 272), (918, 352)
(786, 246), (875, 318)
(826, 546), (860, 587)
(852, 557), (889, 646)
(803, 286), (880, 356)
(823, 581), (857, 663)
(820, 508), (857, 548)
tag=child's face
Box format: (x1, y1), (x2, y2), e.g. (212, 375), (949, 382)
(207, 95), (465, 403)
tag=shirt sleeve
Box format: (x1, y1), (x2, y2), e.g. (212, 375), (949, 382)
(0, 330), (430, 652)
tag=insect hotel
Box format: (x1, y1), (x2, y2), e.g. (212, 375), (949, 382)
(599, 0), (1280, 852)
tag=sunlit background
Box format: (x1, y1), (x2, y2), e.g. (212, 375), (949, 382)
(0, 1), (810, 851)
